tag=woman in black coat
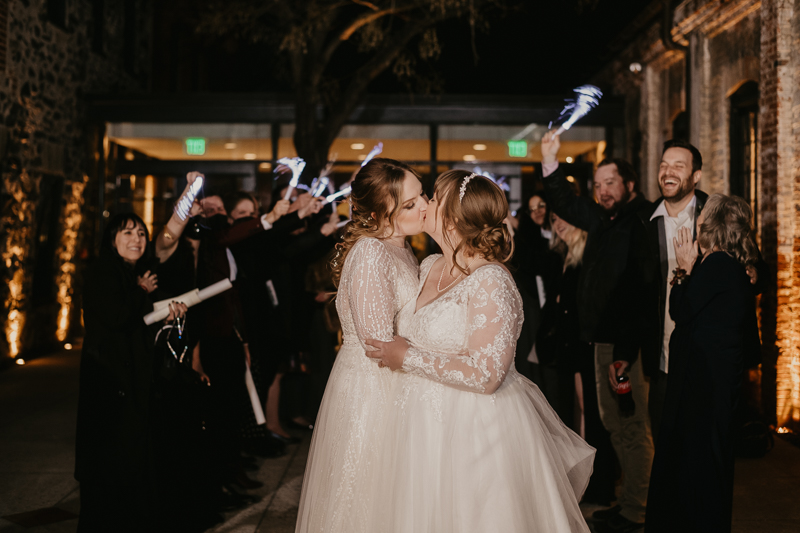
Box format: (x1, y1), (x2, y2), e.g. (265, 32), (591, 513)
(645, 194), (761, 533)
(76, 213), (186, 532)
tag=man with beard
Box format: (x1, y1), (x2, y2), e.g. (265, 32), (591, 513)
(638, 139), (767, 441)
(542, 131), (655, 533)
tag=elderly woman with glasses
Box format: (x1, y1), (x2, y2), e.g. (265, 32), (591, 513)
(645, 194), (762, 533)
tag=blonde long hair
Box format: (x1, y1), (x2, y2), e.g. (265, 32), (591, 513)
(698, 194), (758, 266)
(550, 214), (588, 268)
(331, 158), (422, 286)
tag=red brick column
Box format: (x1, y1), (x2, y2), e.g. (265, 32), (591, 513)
(759, 0), (800, 428)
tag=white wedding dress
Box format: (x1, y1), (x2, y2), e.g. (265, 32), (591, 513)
(296, 237), (420, 533)
(367, 255), (595, 533)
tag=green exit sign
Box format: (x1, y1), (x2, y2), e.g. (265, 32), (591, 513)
(508, 140), (527, 158)
(185, 138), (206, 156)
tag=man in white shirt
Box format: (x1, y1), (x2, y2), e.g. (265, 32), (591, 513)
(642, 139), (706, 439)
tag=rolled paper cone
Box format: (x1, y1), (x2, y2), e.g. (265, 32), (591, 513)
(143, 278), (234, 325)
(197, 278), (233, 300)
(245, 362), (266, 425)
(283, 185), (295, 201)
(554, 125), (566, 136)
(153, 288), (202, 312)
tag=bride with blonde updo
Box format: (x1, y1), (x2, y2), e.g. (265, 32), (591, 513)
(365, 170), (595, 533)
(296, 158), (428, 533)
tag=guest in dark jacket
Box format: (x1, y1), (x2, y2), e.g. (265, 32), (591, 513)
(541, 132), (656, 530)
(76, 213), (186, 532)
(536, 212), (617, 506)
(646, 194), (761, 533)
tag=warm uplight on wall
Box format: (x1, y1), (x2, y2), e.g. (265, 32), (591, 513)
(16, 358), (25, 365)
(463, 155), (477, 162)
(566, 176), (576, 183)
(777, 426), (792, 434)
(130, 175), (136, 190)
(125, 150), (135, 161)
(473, 144), (487, 151)
(56, 178), (86, 343)
(64, 343), (73, 350)
(224, 142), (237, 149)
(258, 162), (271, 170)
(243, 153), (257, 160)
(358, 154), (367, 161)
(629, 62), (643, 73)
(350, 143), (365, 150)
(566, 157), (574, 163)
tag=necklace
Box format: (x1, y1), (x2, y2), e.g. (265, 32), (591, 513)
(437, 256), (478, 293)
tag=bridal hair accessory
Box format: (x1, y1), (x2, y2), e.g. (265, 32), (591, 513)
(459, 173), (477, 204)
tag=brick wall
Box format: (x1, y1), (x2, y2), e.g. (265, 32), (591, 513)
(594, 0), (800, 425)
(0, 0), (153, 360)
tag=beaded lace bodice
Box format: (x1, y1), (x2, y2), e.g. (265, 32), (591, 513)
(397, 254), (524, 394)
(337, 237), (420, 352)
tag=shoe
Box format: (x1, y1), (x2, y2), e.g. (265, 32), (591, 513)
(592, 505), (621, 521)
(269, 431), (301, 445)
(594, 512), (644, 533)
(286, 419), (314, 431)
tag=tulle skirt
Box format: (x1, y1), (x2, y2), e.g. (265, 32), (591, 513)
(366, 369), (595, 533)
(296, 341), (395, 533)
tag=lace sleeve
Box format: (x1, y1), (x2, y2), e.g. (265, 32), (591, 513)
(346, 238), (397, 353)
(402, 267), (523, 394)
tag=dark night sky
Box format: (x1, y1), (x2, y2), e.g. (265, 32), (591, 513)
(201, 0), (652, 95)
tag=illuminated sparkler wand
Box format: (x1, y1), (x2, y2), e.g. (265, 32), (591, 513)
(311, 177), (330, 197)
(277, 157), (307, 201)
(550, 85), (603, 136)
(361, 142), (383, 167)
(174, 176), (204, 221)
(325, 186), (351, 203)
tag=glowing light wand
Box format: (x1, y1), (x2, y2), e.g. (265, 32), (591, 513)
(551, 85), (603, 135)
(325, 186), (351, 203)
(361, 142), (383, 167)
(174, 176), (204, 221)
(277, 157), (306, 200)
(311, 177), (330, 197)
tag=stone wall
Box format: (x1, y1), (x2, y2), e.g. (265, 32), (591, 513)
(593, 0), (800, 427)
(0, 0), (153, 360)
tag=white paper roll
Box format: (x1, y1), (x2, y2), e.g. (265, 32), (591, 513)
(143, 278), (233, 325)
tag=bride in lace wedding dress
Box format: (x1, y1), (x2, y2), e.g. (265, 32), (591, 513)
(366, 171), (595, 533)
(295, 159), (428, 533)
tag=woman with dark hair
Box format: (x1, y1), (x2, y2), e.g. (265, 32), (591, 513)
(512, 191), (561, 380)
(296, 158), (428, 533)
(645, 194), (761, 533)
(76, 213), (186, 532)
(366, 171), (594, 533)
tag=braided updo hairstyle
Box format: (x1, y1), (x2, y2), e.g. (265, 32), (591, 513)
(433, 170), (514, 275)
(331, 158), (422, 286)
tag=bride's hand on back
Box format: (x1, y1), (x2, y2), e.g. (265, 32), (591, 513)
(364, 336), (409, 371)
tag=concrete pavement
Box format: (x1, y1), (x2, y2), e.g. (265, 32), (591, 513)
(2, 350), (800, 532)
